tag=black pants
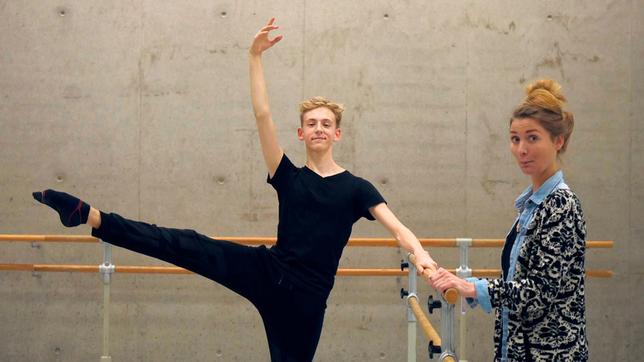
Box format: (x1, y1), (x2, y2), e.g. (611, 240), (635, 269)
(92, 212), (326, 362)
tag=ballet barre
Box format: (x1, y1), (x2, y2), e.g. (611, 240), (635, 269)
(0, 234), (614, 362)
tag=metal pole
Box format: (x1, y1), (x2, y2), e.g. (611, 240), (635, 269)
(99, 242), (114, 362)
(456, 238), (472, 362)
(407, 255), (417, 362)
(439, 293), (457, 361)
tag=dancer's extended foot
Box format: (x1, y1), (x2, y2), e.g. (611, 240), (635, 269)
(32, 189), (90, 227)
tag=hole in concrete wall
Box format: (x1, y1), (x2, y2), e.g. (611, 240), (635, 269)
(547, 15), (553, 21)
(220, 11), (227, 18)
(383, 13), (390, 19)
(56, 175), (64, 183)
(380, 178), (388, 185)
(57, 7), (68, 17)
(215, 176), (225, 185)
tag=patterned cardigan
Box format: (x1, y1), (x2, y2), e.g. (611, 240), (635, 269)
(488, 188), (588, 361)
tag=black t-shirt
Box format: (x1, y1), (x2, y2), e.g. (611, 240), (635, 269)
(267, 154), (386, 296)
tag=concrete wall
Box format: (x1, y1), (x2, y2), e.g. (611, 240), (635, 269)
(1, 1), (641, 361)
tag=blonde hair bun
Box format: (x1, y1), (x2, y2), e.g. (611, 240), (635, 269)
(523, 79), (566, 114)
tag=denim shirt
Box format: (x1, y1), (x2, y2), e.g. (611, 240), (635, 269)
(465, 170), (568, 361)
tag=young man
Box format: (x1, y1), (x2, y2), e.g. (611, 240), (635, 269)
(32, 18), (437, 362)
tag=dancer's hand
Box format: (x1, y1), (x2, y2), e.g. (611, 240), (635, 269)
(413, 250), (438, 275)
(250, 18), (283, 56)
(428, 268), (476, 298)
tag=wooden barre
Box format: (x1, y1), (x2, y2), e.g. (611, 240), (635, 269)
(0, 264), (410, 275)
(407, 295), (441, 347)
(0, 234), (614, 248)
(470, 239), (615, 248)
(469, 269), (615, 278)
(0, 264), (614, 278)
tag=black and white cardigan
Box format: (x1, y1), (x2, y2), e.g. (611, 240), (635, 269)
(488, 188), (588, 361)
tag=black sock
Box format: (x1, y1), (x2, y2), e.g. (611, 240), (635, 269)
(32, 189), (90, 227)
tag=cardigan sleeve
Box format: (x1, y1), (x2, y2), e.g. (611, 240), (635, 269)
(486, 190), (586, 323)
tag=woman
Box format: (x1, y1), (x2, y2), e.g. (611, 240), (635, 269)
(430, 80), (587, 361)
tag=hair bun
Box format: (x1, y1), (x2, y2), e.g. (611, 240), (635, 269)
(523, 79), (566, 114)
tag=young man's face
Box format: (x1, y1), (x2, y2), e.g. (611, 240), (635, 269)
(298, 107), (342, 152)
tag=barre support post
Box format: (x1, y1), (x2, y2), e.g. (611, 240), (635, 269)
(456, 238), (472, 362)
(403, 259), (417, 362)
(99, 241), (114, 362)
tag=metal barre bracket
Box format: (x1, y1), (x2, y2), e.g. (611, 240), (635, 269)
(456, 238), (472, 279)
(99, 242), (114, 284)
(98, 263), (115, 283)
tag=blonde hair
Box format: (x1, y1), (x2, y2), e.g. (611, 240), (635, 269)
(299, 96), (345, 127)
(511, 79), (575, 153)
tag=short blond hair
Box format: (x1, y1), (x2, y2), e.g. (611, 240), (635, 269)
(299, 96), (345, 127)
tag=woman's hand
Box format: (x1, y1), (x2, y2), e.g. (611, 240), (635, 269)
(250, 18), (283, 57)
(429, 268), (477, 298)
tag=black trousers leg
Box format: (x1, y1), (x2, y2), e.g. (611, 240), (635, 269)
(91, 211), (266, 302)
(257, 279), (327, 362)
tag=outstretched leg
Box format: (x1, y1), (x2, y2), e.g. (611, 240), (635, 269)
(93, 211), (265, 298)
(33, 189), (266, 302)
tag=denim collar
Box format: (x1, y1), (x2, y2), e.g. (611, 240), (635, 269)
(514, 170), (564, 210)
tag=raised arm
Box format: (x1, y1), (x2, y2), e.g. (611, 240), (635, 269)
(369, 203), (438, 274)
(249, 18), (284, 178)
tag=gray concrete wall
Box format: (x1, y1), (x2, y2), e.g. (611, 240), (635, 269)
(1, 1), (641, 361)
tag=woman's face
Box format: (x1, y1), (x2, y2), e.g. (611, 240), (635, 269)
(510, 117), (564, 186)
